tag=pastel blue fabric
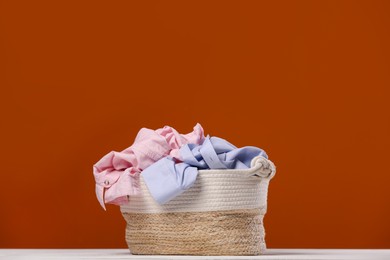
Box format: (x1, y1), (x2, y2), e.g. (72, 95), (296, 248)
(142, 136), (268, 204)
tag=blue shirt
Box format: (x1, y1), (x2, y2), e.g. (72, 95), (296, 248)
(142, 136), (268, 204)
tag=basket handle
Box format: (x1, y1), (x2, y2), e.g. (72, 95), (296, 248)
(248, 156), (276, 179)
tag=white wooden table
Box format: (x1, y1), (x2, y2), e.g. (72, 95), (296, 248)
(0, 249), (389, 260)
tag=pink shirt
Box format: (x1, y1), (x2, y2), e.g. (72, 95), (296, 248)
(93, 124), (205, 210)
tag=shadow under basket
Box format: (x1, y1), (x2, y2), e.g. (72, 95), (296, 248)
(120, 156), (276, 256)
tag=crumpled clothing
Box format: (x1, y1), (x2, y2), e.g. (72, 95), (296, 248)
(93, 123), (205, 210)
(142, 136), (269, 204)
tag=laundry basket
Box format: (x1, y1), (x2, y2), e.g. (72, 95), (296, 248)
(120, 156), (276, 255)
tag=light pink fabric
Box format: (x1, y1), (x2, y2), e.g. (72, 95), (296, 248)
(93, 123), (205, 210)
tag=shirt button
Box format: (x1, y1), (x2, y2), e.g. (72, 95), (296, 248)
(104, 180), (110, 185)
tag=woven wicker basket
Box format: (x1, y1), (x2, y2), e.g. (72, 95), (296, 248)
(120, 156), (276, 256)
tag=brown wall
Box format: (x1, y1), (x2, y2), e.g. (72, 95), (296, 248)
(1, 0), (389, 248)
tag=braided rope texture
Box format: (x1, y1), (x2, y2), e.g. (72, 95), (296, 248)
(120, 158), (275, 255)
(122, 208), (266, 255)
(120, 172), (270, 213)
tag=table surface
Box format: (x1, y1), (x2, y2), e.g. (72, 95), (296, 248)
(1, 249), (390, 260)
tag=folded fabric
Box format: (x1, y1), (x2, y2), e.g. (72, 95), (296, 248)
(142, 136), (269, 204)
(93, 123), (205, 210)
